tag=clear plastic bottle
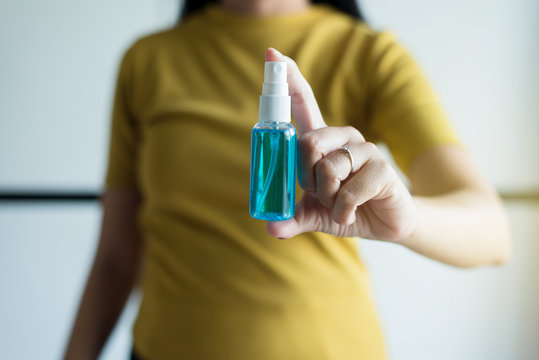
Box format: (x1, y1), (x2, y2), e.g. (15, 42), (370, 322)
(249, 61), (297, 220)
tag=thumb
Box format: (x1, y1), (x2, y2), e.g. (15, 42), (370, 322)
(266, 193), (320, 239)
(265, 48), (327, 136)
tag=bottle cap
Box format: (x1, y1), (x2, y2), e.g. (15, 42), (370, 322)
(258, 61), (291, 123)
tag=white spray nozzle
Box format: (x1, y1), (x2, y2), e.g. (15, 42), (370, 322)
(262, 61), (288, 97)
(259, 61), (291, 123)
(264, 62), (286, 83)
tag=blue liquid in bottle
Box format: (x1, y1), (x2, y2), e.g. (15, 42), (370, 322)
(250, 122), (297, 220)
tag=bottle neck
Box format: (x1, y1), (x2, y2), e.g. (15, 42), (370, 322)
(258, 94), (291, 123)
(254, 121), (295, 130)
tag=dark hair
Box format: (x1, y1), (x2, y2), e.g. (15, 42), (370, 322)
(179, 0), (364, 22)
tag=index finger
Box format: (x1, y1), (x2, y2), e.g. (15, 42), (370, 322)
(265, 48), (326, 135)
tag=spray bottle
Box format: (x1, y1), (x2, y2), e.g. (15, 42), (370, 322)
(249, 61), (297, 221)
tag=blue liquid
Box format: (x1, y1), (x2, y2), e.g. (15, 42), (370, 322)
(249, 123), (297, 221)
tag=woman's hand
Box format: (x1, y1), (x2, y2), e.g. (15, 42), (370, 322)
(265, 48), (418, 241)
(264, 48), (510, 267)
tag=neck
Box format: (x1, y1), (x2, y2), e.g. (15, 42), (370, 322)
(219, 0), (310, 16)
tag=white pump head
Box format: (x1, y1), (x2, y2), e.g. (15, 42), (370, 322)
(258, 61), (291, 123)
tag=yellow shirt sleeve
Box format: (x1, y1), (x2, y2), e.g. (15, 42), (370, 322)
(365, 31), (462, 174)
(104, 43), (140, 189)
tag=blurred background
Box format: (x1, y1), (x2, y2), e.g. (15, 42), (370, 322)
(0, 0), (538, 359)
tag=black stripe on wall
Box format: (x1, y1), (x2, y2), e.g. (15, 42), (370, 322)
(0, 191), (100, 202)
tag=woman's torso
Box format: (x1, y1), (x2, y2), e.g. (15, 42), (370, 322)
(113, 4), (387, 359)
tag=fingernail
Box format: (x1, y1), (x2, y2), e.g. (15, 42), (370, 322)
(267, 47), (283, 56)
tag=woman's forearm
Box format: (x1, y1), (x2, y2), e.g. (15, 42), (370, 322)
(63, 252), (140, 360)
(401, 190), (511, 268)
(64, 189), (143, 360)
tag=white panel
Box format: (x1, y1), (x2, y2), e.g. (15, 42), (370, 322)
(359, 202), (539, 360)
(361, 0), (539, 191)
(0, 203), (139, 360)
(0, 0), (180, 190)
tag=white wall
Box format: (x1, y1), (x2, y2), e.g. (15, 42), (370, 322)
(0, 0), (537, 359)
(0, 0), (180, 190)
(0, 203), (140, 360)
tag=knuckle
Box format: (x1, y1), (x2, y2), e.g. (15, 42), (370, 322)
(299, 133), (321, 155)
(316, 158), (337, 179)
(344, 125), (358, 135)
(369, 160), (394, 188)
(370, 158), (390, 173)
(377, 159), (393, 175)
(363, 141), (378, 154)
(338, 188), (357, 207)
(345, 125), (365, 141)
(291, 86), (309, 105)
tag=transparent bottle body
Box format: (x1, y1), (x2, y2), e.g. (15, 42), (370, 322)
(249, 122), (297, 221)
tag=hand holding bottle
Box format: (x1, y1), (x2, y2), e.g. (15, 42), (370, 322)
(264, 48), (418, 242)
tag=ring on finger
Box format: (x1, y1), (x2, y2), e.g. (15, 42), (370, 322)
(340, 144), (355, 172)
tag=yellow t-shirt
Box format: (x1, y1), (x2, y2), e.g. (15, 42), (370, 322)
(106, 3), (459, 359)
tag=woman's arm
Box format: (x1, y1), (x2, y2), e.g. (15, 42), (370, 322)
(264, 48), (511, 268)
(63, 188), (144, 360)
(403, 146), (511, 267)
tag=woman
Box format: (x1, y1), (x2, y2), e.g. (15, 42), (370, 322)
(64, 0), (511, 359)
